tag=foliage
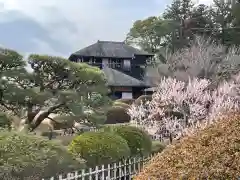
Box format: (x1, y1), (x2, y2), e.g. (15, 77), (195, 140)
(134, 113), (240, 180)
(113, 101), (131, 109)
(126, 0), (240, 57)
(105, 125), (152, 156)
(151, 141), (166, 154)
(134, 95), (152, 105)
(126, 16), (172, 54)
(115, 99), (134, 105)
(105, 106), (131, 124)
(0, 131), (85, 180)
(0, 112), (11, 129)
(128, 73), (240, 143)
(68, 131), (130, 167)
(0, 49), (110, 132)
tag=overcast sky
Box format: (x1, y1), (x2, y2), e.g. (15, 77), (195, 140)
(0, 0), (212, 58)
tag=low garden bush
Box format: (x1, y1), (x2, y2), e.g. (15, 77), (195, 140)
(134, 95), (152, 105)
(0, 112), (12, 129)
(115, 99), (134, 105)
(151, 141), (166, 154)
(113, 101), (131, 109)
(68, 131), (131, 167)
(104, 125), (152, 157)
(135, 113), (240, 180)
(105, 106), (131, 124)
(0, 131), (85, 180)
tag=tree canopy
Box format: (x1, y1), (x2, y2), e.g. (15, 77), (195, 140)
(0, 48), (111, 132)
(126, 0), (240, 54)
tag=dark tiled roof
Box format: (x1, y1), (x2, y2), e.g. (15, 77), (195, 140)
(102, 67), (146, 87)
(72, 41), (153, 58)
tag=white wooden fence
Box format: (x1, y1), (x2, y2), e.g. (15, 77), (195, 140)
(42, 155), (153, 180)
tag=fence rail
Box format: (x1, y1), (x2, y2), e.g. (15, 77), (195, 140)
(42, 155), (153, 180)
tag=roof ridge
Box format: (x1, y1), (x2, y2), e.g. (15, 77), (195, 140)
(97, 40), (125, 44)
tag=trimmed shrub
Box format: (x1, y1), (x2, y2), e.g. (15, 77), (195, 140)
(105, 106), (131, 124)
(135, 95), (152, 105)
(151, 141), (166, 154)
(0, 112), (12, 129)
(135, 113), (240, 180)
(0, 131), (85, 180)
(115, 99), (134, 105)
(113, 101), (131, 109)
(68, 131), (131, 167)
(105, 125), (152, 157)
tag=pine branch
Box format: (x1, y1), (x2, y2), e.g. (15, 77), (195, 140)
(29, 103), (65, 132)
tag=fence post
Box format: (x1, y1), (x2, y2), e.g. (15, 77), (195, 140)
(89, 168), (92, 180)
(58, 174), (63, 180)
(74, 171), (79, 180)
(113, 163), (117, 179)
(133, 157), (136, 173)
(101, 164), (105, 180)
(137, 157), (141, 173)
(81, 169), (85, 180)
(95, 166), (99, 180)
(118, 161), (122, 178)
(128, 159), (132, 178)
(107, 164), (111, 179)
(124, 159), (127, 180)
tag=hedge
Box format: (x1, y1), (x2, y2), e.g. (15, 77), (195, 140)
(112, 101), (131, 109)
(105, 106), (131, 124)
(135, 113), (240, 180)
(0, 112), (12, 129)
(0, 131), (84, 180)
(68, 131), (131, 167)
(134, 95), (152, 105)
(115, 99), (135, 105)
(105, 126), (152, 157)
(151, 141), (166, 154)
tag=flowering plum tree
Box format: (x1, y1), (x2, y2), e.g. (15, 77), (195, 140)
(128, 75), (240, 143)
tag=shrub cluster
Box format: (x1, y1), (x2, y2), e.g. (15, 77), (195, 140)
(0, 131), (84, 180)
(112, 101), (131, 109)
(105, 125), (152, 157)
(68, 131), (131, 167)
(68, 126), (153, 167)
(105, 106), (131, 124)
(115, 99), (134, 105)
(135, 113), (240, 180)
(134, 95), (152, 105)
(0, 112), (12, 129)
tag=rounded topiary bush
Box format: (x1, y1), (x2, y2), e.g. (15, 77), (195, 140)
(135, 95), (152, 105)
(0, 112), (12, 129)
(115, 99), (134, 105)
(113, 101), (131, 109)
(151, 141), (166, 154)
(105, 125), (152, 157)
(135, 113), (240, 180)
(0, 131), (85, 180)
(68, 131), (131, 167)
(105, 106), (131, 124)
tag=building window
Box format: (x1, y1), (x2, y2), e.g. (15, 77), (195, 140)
(123, 59), (131, 71)
(89, 58), (96, 65)
(77, 58), (84, 62)
(122, 92), (133, 99)
(102, 58), (109, 68)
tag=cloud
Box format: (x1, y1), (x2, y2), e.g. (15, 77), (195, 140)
(0, 0), (212, 57)
(0, 0), (171, 57)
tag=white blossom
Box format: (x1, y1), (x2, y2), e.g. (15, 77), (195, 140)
(128, 74), (240, 142)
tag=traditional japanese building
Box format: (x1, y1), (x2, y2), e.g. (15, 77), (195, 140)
(69, 40), (154, 99)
